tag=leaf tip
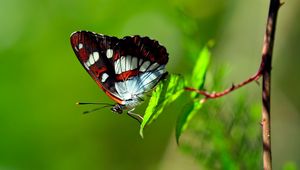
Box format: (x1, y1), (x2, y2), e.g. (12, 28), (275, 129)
(175, 134), (181, 146)
(139, 128), (144, 139)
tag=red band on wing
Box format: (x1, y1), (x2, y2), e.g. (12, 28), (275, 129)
(115, 70), (139, 81)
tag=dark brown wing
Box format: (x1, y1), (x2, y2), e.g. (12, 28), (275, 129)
(70, 31), (124, 104)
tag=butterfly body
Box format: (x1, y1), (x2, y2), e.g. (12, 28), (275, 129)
(70, 31), (168, 116)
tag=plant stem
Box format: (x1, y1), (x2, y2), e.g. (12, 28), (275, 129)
(261, 0), (281, 169)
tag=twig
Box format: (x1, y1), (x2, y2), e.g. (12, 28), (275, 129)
(184, 70), (262, 99)
(184, 0), (281, 169)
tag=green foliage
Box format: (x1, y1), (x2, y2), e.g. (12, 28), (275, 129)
(175, 45), (210, 143)
(176, 101), (203, 144)
(179, 68), (262, 169)
(190, 45), (211, 98)
(139, 74), (185, 138)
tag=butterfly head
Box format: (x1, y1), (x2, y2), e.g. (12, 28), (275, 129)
(111, 95), (143, 114)
(111, 104), (125, 114)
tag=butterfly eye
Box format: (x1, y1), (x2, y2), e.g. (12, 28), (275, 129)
(111, 105), (123, 114)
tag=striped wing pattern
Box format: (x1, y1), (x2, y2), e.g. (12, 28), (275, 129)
(70, 31), (168, 108)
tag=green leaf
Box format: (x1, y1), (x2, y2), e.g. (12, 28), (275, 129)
(139, 74), (185, 138)
(190, 46), (211, 98)
(175, 44), (211, 143)
(176, 101), (203, 144)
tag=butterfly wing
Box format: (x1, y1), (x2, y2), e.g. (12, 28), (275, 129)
(70, 31), (169, 107)
(70, 31), (124, 104)
(111, 36), (169, 102)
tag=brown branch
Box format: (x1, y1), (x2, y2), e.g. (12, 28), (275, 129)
(184, 70), (262, 99)
(261, 0), (281, 170)
(185, 0), (282, 169)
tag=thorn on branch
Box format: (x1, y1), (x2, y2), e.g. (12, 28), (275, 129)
(230, 84), (236, 90)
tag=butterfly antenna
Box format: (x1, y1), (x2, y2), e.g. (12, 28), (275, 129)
(76, 102), (114, 114)
(76, 102), (114, 106)
(82, 105), (112, 114)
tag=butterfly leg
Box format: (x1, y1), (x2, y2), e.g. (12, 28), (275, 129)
(127, 108), (143, 124)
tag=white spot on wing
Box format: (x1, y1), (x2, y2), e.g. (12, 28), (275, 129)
(78, 43), (83, 49)
(88, 53), (95, 65)
(85, 60), (91, 67)
(101, 73), (109, 82)
(148, 63), (159, 71)
(83, 63), (90, 70)
(125, 55), (132, 71)
(85, 52), (100, 67)
(120, 56), (126, 72)
(139, 59), (144, 66)
(132, 57), (138, 70)
(93, 52), (99, 62)
(114, 59), (121, 74)
(140, 61), (150, 72)
(106, 49), (113, 58)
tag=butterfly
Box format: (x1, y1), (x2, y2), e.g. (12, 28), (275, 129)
(70, 31), (169, 122)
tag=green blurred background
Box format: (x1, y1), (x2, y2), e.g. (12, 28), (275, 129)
(0, 0), (299, 169)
